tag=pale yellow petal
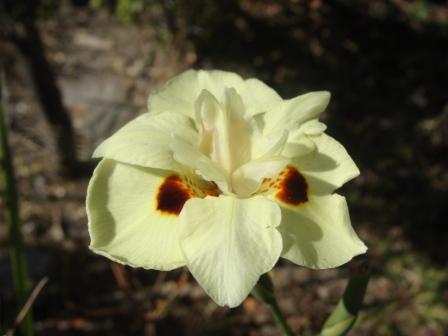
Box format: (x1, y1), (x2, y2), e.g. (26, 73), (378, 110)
(179, 195), (282, 307)
(235, 78), (282, 116)
(93, 112), (198, 170)
(148, 69), (244, 117)
(170, 135), (231, 193)
(87, 159), (187, 270)
(232, 156), (289, 196)
(263, 91), (330, 135)
(277, 194), (366, 269)
(294, 133), (360, 194)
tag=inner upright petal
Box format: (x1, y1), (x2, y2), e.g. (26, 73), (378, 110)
(195, 88), (252, 177)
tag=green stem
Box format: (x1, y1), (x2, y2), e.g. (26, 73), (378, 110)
(320, 258), (370, 336)
(0, 71), (34, 335)
(252, 273), (294, 336)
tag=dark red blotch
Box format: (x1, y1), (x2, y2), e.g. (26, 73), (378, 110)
(276, 166), (308, 206)
(156, 175), (191, 215)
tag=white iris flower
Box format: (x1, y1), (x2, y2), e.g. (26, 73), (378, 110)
(87, 70), (367, 307)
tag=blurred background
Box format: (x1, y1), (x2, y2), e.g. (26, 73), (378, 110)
(0, 0), (447, 335)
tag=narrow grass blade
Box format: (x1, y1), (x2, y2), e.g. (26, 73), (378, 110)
(0, 71), (34, 336)
(320, 259), (370, 336)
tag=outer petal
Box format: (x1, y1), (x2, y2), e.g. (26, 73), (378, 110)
(299, 119), (327, 136)
(277, 194), (366, 269)
(263, 91), (330, 135)
(235, 78), (282, 116)
(87, 159), (186, 270)
(179, 195), (282, 307)
(294, 133), (360, 195)
(149, 69), (282, 117)
(93, 112), (198, 170)
(149, 70), (244, 116)
(282, 134), (316, 159)
(281, 119), (326, 159)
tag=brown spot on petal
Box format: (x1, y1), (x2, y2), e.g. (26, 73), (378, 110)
(156, 175), (191, 216)
(201, 182), (221, 197)
(275, 165), (308, 206)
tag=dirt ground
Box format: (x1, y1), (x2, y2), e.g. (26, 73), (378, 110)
(1, 1), (447, 335)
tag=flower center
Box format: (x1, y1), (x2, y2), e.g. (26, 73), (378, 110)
(188, 87), (294, 197)
(170, 87), (291, 198)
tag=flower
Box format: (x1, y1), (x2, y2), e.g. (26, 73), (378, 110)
(87, 70), (367, 307)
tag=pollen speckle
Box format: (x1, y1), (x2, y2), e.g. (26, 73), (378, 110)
(156, 175), (191, 216)
(275, 165), (308, 206)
